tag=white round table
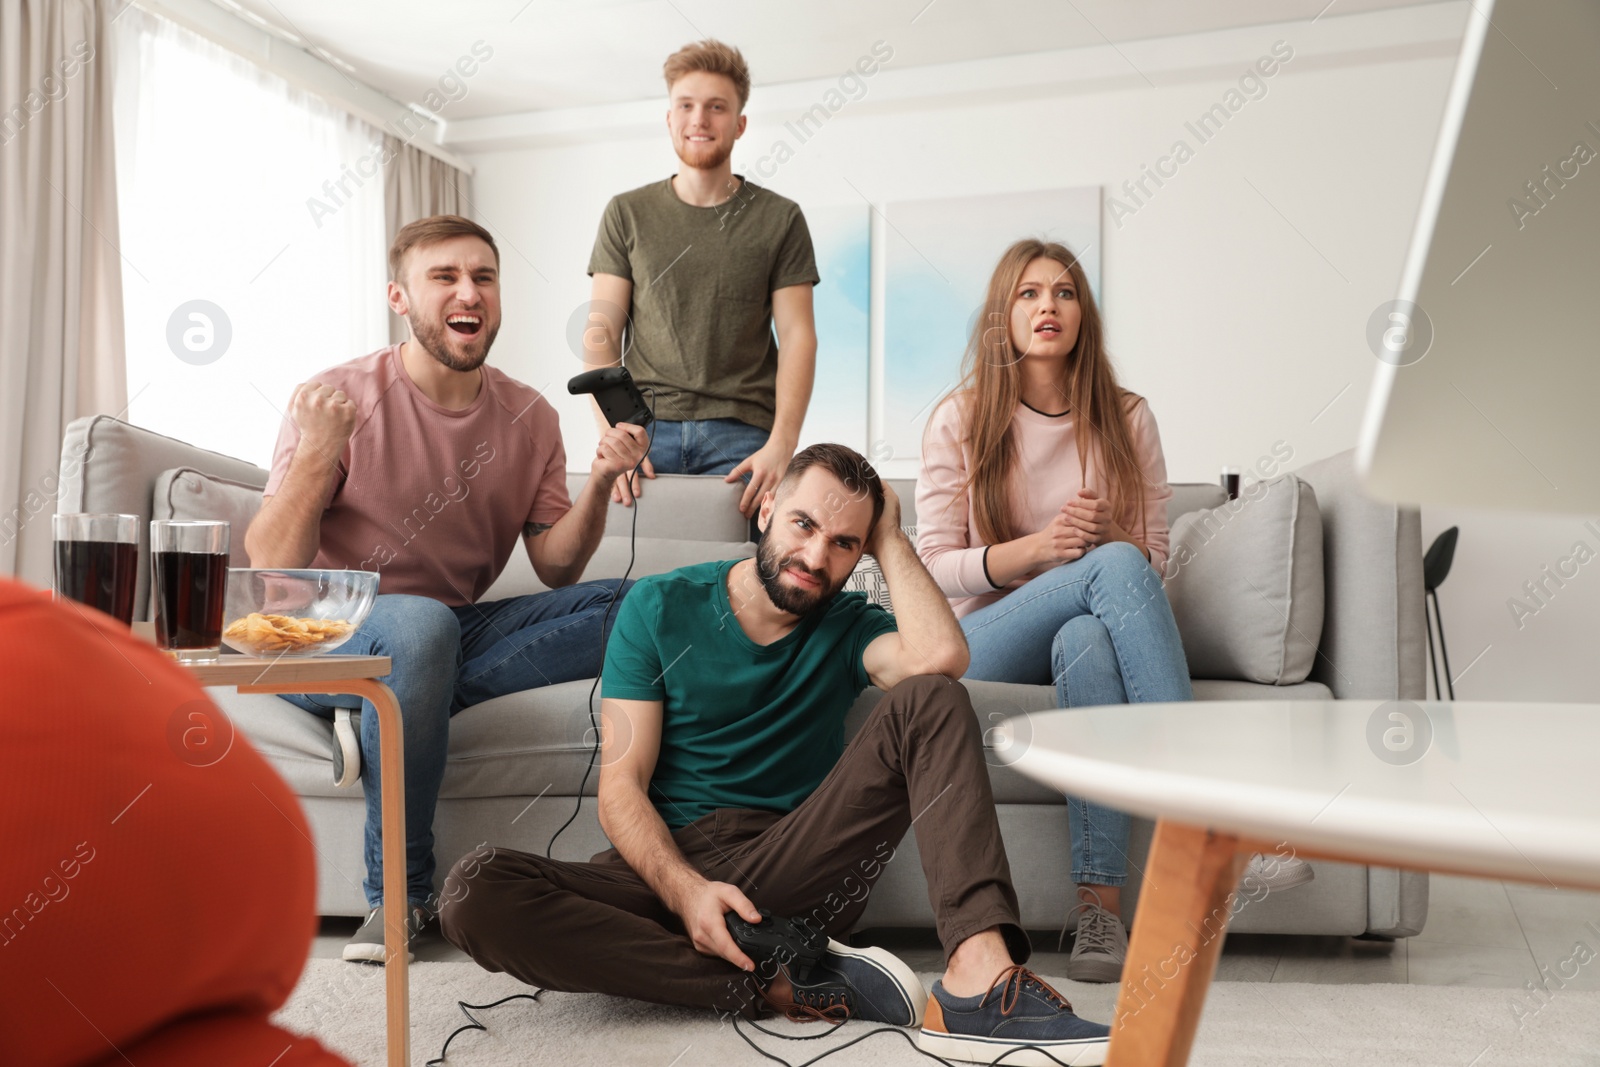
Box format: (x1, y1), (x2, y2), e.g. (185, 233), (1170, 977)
(1008, 699), (1600, 1067)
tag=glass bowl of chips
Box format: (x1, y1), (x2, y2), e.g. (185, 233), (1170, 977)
(221, 569), (379, 658)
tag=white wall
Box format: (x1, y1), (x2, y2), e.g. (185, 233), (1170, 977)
(456, 4), (1598, 704)
(1420, 507), (1600, 703)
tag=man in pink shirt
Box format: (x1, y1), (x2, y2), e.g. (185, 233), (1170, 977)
(246, 215), (649, 963)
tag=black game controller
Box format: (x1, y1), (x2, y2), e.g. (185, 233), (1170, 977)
(567, 366), (654, 429)
(725, 909), (828, 982)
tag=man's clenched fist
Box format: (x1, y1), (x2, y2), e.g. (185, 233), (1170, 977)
(291, 382), (357, 454)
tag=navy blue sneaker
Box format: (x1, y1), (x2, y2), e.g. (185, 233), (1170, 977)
(781, 938), (926, 1027)
(918, 965), (1111, 1066)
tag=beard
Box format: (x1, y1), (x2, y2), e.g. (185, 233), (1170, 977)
(410, 311), (498, 373)
(755, 525), (845, 617)
(674, 133), (733, 172)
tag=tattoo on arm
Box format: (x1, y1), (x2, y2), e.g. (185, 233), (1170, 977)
(524, 521), (553, 539)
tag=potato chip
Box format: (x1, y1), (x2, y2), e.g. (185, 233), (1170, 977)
(224, 613), (355, 656)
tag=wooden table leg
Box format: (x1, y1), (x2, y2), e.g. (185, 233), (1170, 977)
(346, 679), (410, 1067)
(1105, 820), (1245, 1067)
(242, 679), (410, 1067)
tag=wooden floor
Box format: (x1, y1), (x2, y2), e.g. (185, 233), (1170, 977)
(311, 874), (1600, 990)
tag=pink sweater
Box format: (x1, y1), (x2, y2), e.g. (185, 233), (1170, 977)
(916, 395), (1174, 618)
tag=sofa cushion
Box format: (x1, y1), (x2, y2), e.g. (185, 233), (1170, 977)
(57, 416), (270, 619)
(1163, 474), (1325, 684)
(214, 679), (609, 800)
(483, 536), (757, 600)
(565, 472), (754, 542)
(886, 479), (917, 524)
(1190, 677), (1332, 701)
(1292, 449), (1427, 701)
(587, 536), (755, 583)
(1169, 483), (1228, 525)
(152, 468), (265, 568)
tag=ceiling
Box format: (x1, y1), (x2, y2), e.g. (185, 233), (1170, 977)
(217, 0), (1444, 121)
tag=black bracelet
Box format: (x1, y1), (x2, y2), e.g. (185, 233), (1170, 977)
(982, 546), (1002, 590)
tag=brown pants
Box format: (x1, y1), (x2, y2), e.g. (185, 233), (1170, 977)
(438, 674), (1031, 1019)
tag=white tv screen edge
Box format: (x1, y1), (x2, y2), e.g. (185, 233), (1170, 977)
(1357, 0), (1600, 515)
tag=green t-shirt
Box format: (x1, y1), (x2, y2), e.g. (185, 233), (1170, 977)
(587, 177), (820, 431)
(602, 559), (897, 829)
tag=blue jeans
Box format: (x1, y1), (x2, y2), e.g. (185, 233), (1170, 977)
(960, 541), (1192, 887)
(647, 417), (770, 477)
(284, 579), (632, 907)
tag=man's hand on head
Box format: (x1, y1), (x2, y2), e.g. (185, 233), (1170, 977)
(864, 481), (903, 559)
(594, 422), (651, 486)
(726, 438), (795, 519)
(290, 382), (357, 457)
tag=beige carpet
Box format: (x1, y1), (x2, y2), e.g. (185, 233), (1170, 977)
(274, 958), (1600, 1066)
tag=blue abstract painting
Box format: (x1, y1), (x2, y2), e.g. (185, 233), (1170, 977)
(798, 204), (871, 454)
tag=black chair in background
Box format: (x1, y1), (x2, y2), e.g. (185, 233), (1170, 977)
(1424, 526), (1460, 700)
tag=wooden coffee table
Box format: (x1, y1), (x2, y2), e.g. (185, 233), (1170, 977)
(186, 654), (410, 1067)
(1008, 698), (1600, 1067)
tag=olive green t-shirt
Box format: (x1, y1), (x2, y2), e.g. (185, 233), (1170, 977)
(587, 177), (819, 431)
(601, 560), (897, 829)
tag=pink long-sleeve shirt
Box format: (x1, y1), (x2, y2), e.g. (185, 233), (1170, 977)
(916, 395), (1174, 619)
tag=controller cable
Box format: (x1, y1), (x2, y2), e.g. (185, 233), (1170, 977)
(545, 385), (655, 859)
(427, 391), (655, 1066)
(731, 1015), (1081, 1067)
(425, 992), (543, 1067)
(428, 991), (1081, 1067)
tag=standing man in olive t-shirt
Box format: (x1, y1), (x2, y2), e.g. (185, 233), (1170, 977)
(584, 39), (820, 519)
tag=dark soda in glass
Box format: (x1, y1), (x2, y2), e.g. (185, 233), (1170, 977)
(152, 550), (229, 652)
(52, 514), (140, 625)
(54, 539), (139, 624)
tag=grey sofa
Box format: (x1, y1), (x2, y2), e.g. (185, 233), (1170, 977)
(54, 415), (1430, 939)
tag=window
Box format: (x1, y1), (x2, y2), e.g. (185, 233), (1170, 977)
(112, 7), (389, 468)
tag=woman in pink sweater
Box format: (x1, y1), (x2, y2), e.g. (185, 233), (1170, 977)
(915, 238), (1192, 984)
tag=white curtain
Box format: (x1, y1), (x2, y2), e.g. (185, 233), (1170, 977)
(383, 134), (472, 344)
(111, 5), (389, 470)
(0, 0), (127, 583)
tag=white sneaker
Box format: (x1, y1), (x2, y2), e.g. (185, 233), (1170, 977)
(342, 902), (432, 964)
(1245, 852), (1315, 891)
(331, 707), (361, 788)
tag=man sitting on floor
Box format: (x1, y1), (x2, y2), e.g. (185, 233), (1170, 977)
(438, 443), (1112, 1065)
